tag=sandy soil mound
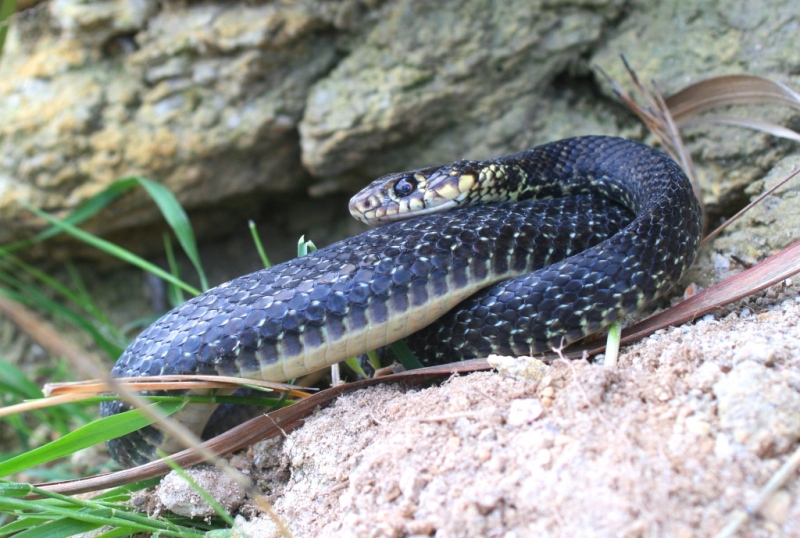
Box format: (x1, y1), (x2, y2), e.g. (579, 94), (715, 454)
(153, 280), (800, 537)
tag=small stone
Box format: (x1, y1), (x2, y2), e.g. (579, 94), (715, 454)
(507, 398), (544, 426)
(383, 481), (401, 502)
(732, 342), (775, 365)
(688, 362), (722, 391)
(554, 434), (574, 447)
(534, 448), (552, 467)
(405, 519), (436, 535)
(488, 354), (549, 381)
(399, 468), (425, 503)
(684, 416), (712, 437)
(156, 466), (246, 518)
(759, 490), (792, 525)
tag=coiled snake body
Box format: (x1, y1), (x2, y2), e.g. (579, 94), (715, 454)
(102, 136), (703, 467)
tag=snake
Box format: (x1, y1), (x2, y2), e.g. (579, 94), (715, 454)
(101, 136), (703, 467)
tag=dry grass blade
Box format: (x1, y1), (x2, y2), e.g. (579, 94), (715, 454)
(44, 375), (312, 398)
(716, 444), (800, 538)
(666, 74), (800, 124)
(596, 58), (698, 197)
(702, 167), (800, 247)
(0, 376), (312, 418)
(0, 393), (94, 418)
(662, 74), (800, 143)
(31, 359), (492, 497)
(0, 297), (107, 382)
(679, 116), (800, 143)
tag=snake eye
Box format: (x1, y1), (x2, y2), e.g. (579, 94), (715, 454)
(393, 176), (418, 197)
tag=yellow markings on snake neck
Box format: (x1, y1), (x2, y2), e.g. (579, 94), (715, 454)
(413, 173), (429, 189)
(458, 174), (476, 195)
(435, 182), (462, 203)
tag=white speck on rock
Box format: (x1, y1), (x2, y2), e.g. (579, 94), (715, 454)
(507, 398), (544, 426)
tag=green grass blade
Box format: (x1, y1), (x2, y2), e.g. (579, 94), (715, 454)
(248, 220), (272, 268)
(344, 357), (368, 379)
(0, 255), (127, 357)
(0, 179), (140, 255)
(0, 484), (208, 537)
(0, 284), (124, 358)
(65, 263), (116, 330)
(2, 176), (207, 290)
(604, 320), (622, 368)
(0, 359), (43, 399)
(0, 516), (51, 535)
(161, 454), (235, 526)
(0, 0), (17, 64)
(93, 478), (162, 502)
(163, 233), (186, 305)
(8, 517), (102, 538)
(136, 177), (208, 291)
(2, 255), (103, 324)
(0, 357), (93, 443)
(22, 203), (201, 297)
(390, 340), (424, 371)
(0, 401), (184, 476)
(92, 527), (143, 538)
(297, 235), (317, 257)
(366, 350), (381, 370)
(0, 499), (197, 537)
(0, 481), (33, 497)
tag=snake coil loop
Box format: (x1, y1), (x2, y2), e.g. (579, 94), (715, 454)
(102, 136), (702, 467)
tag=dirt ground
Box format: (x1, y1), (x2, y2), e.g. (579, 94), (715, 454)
(150, 274), (800, 537)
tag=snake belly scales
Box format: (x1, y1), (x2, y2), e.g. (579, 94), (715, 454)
(101, 136), (703, 467)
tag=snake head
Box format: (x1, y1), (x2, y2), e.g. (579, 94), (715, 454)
(349, 160), (482, 225)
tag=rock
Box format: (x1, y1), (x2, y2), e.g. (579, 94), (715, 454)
(0, 0), (629, 249)
(713, 360), (800, 457)
(51, 0), (157, 45)
(0, 1), (344, 243)
(488, 354), (549, 382)
(156, 466), (246, 518)
(300, 0), (626, 180)
(710, 154), (800, 265)
(506, 398), (544, 426)
(593, 0), (800, 211)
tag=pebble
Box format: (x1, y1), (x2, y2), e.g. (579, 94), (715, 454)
(760, 490), (792, 525)
(156, 466), (246, 518)
(507, 398), (544, 426)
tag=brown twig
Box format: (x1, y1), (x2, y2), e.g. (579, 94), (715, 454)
(701, 166), (800, 247)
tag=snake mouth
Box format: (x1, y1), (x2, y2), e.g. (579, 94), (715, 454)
(353, 199), (460, 225)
